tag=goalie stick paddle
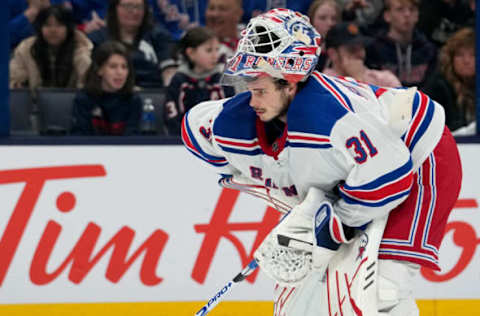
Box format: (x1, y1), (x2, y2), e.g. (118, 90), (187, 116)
(194, 260), (259, 316)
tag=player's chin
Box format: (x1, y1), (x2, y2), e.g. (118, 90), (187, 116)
(258, 114), (274, 122)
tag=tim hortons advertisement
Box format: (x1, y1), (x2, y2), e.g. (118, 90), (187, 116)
(0, 145), (478, 304)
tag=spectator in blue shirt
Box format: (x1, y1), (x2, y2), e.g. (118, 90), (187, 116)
(148, 0), (203, 39)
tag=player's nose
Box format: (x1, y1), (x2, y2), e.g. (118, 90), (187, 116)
(249, 96), (260, 108)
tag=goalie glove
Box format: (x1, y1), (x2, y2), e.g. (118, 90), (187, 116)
(254, 187), (356, 285)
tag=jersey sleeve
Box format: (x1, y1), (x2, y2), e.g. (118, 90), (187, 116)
(181, 99), (238, 175)
(330, 112), (414, 227)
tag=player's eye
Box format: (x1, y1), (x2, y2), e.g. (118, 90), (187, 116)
(254, 89), (266, 96)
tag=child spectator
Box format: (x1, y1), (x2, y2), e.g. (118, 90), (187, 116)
(164, 27), (234, 135)
(307, 0), (342, 71)
(9, 5), (93, 89)
(323, 22), (400, 87)
(423, 28), (476, 135)
(365, 0), (437, 88)
(71, 41), (142, 135)
(88, 0), (175, 88)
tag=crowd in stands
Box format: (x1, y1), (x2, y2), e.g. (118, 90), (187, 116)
(7, 0), (477, 136)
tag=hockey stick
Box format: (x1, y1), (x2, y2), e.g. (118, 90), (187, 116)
(194, 259), (259, 316)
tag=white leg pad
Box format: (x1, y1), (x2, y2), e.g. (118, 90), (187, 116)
(273, 270), (324, 316)
(377, 259), (420, 316)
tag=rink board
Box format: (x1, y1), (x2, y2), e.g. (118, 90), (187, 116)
(0, 144), (478, 315)
(1, 300), (480, 316)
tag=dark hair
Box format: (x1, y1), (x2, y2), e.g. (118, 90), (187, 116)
(30, 5), (76, 87)
(439, 27), (476, 119)
(106, 0), (153, 46)
(273, 78), (289, 90)
(84, 41), (135, 96)
(384, 0), (419, 11)
(177, 26), (217, 69)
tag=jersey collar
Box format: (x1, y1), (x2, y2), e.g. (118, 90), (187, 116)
(255, 118), (288, 160)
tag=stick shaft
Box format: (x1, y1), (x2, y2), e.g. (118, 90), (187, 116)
(194, 260), (258, 316)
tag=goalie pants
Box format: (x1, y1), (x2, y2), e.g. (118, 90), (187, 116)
(379, 126), (462, 270)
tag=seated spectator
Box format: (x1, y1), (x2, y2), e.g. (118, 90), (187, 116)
(164, 27), (234, 135)
(205, 0), (244, 63)
(9, 5), (93, 90)
(71, 41), (142, 136)
(323, 22), (400, 87)
(307, 0), (342, 71)
(88, 0), (176, 88)
(423, 28), (476, 135)
(9, 0), (51, 50)
(365, 0), (437, 88)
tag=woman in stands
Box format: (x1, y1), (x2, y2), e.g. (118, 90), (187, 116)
(9, 4), (93, 90)
(163, 26), (234, 135)
(71, 41), (142, 136)
(423, 27), (476, 135)
(87, 0), (175, 88)
(307, 0), (342, 71)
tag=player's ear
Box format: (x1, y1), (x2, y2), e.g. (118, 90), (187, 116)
(286, 81), (298, 96)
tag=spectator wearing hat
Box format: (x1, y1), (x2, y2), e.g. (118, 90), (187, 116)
(323, 22), (400, 87)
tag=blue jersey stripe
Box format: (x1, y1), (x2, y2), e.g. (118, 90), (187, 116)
(342, 159), (413, 191)
(409, 98), (435, 151)
(288, 142), (332, 149)
(323, 76), (354, 112)
(378, 249), (438, 262)
(186, 148), (229, 167)
(218, 145), (263, 156)
(341, 189), (411, 207)
(411, 92), (420, 118)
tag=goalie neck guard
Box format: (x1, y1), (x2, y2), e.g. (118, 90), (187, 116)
(222, 8), (322, 86)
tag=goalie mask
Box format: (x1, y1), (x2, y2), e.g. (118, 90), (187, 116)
(222, 9), (322, 87)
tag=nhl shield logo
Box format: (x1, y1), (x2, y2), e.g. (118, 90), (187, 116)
(356, 232), (369, 261)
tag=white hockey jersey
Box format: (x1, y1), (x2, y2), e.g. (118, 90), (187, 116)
(182, 71), (445, 227)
